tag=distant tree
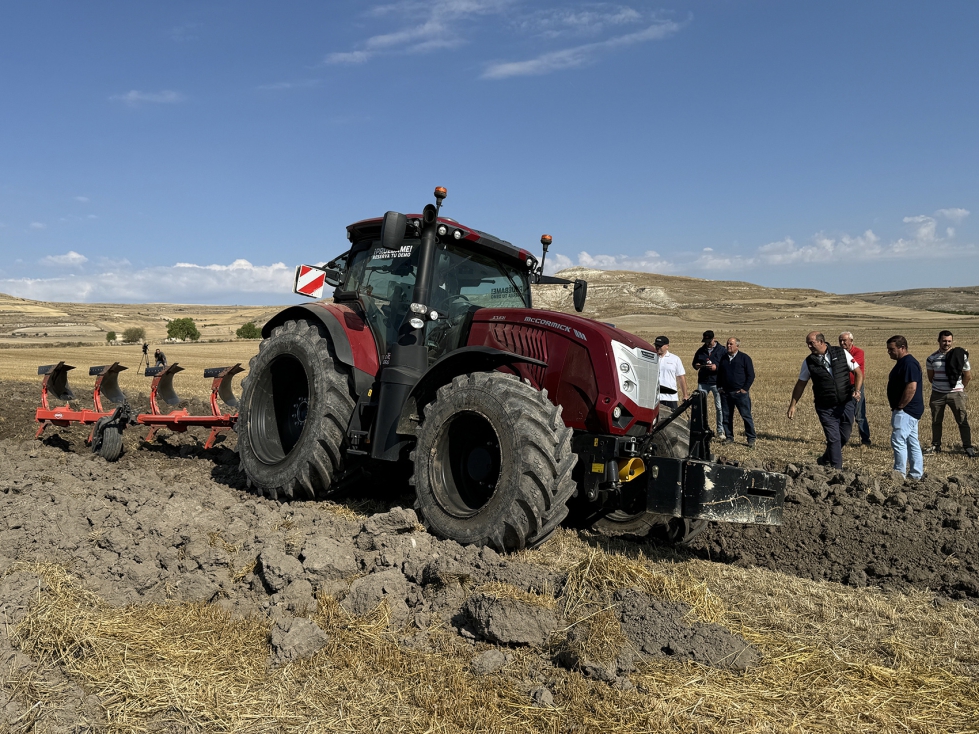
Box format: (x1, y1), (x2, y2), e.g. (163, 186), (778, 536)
(236, 322), (261, 339)
(106, 331), (117, 343)
(122, 327), (145, 343)
(167, 317), (200, 342)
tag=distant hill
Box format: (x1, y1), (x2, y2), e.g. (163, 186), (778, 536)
(3, 271), (978, 347)
(0, 292), (283, 345)
(850, 285), (979, 315)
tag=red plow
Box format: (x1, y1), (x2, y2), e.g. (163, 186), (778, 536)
(34, 361), (243, 460)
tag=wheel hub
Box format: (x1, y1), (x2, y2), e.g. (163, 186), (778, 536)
(433, 411), (502, 518)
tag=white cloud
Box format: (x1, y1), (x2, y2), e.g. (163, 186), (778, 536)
(482, 20), (681, 79)
(42, 251), (88, 267)
(169, 22), (201, 43)
(516, 6), (647, 39)
(30, 222), (47, 230)
(326, 0), (509, 64)
(75, 196), (90, 203)
(691, 214), (974, 273)
(935, 207), (970, 223)
(547, 249), (674, 274)
(110, 90), (185, 105)
(1, 259), (294, 304)
(257, 79), (321, 90)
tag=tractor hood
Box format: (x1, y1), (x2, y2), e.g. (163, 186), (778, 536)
(466, 308), (660, 435)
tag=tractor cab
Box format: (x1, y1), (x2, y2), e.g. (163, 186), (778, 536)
(334, 217), (535, 365)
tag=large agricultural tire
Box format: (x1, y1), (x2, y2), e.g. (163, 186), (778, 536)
(236, 320), (356, 501)
(592, 407), (709, 545)
(411, 372), (577, 553)
(91, 418), (123, 462)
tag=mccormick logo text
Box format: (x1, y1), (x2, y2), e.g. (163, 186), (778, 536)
(523, 316), (587, 341)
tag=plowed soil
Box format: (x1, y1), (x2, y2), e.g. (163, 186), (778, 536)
(1, 378), (977, 730)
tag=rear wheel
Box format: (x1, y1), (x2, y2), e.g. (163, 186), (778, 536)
(592, 407), (709, 545)
(411, 372), (576, 553)
(237, 320), (356, 501)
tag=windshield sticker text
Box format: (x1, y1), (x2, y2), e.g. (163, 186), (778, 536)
(372, 245), (413, 259)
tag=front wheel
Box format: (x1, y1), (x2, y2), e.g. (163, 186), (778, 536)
(236, 320), (356, 501)
(411, 372), (577, 553)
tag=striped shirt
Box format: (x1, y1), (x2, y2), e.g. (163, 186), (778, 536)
(926, 350), (970, 393)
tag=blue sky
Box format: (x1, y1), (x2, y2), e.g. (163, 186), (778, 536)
(1, 1), (977, 304)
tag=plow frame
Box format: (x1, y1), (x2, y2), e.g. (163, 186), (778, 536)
(35, 362), (129, 444)
(136, 363), (243, 448)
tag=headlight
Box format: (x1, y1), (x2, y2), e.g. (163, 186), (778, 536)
(453, 229), (463, 240)
(437, 224), (448, 236)
(408, 317), (425, 329)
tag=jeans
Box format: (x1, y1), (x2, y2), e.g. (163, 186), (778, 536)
(852, 389), (871, 444)
(815, 400), (856, 469)
(891, 409), (923, 479)
(720, 390), (756, 443)
(659, 400), (678, 411)
(929, 390), (972, 449)
(698, 383), (724, 438)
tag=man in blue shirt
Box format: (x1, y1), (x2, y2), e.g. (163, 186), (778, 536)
(717, 336), (756, 447)
(886, 335), (924, 480)
(692, 330), (727, 440)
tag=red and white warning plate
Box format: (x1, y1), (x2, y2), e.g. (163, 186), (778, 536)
(293, 264), (327, 298)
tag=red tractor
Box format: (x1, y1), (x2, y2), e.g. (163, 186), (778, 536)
(236, 187), (784, 552)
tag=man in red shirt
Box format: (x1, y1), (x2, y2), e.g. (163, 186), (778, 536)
(840, 331), (871, 446)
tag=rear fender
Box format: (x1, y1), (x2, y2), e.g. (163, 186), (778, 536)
(395, 346), (547, 435)
(262, 303), (378, 397)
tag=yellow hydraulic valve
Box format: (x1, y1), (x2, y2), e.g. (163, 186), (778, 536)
(617, 457), (646, 482)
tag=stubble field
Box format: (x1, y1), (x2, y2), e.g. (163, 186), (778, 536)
(1, 292), (979, 733)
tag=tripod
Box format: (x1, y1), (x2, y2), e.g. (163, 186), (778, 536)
(137, 343), (149, 375)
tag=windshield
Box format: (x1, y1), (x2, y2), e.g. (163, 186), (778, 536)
(344, 238), (531, 363)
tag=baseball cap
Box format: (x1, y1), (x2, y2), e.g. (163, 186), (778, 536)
(654, 335), (669, 347)
(702, 330), (714, 342)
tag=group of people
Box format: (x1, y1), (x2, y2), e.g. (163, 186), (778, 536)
(654, 330), (756, 446)
(787, 329), (974, 478)
(652, 328), (975, 478)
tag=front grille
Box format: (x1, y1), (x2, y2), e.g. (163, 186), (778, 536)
(631, 353), (659, 409)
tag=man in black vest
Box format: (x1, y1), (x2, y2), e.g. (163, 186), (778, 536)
(787, 331), (864, 468)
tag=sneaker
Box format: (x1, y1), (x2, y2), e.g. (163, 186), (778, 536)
(922, 445), (940, 455)
(966, 447), (977, 458)
(816, 455), (830, 466)
(725, 438), (734, 444)
(861, 440), (872, 447)
(890, 470), (906, 482)
(747, 441), (756, 449)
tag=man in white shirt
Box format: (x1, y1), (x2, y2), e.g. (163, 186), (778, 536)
(654, 335), (687, 411)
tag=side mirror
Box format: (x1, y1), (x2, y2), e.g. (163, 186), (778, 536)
(380, 211), (407, 250)
(573, 279), (587, 312)
(322, 269), (342, 287)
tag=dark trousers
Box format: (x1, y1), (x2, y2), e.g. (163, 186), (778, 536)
(815, 400), (856, 468)
(660, 400), (678, 411)
(852, 389), (870, 444)
(720, 391), (756, 442)
(929, 390), (972, 449)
